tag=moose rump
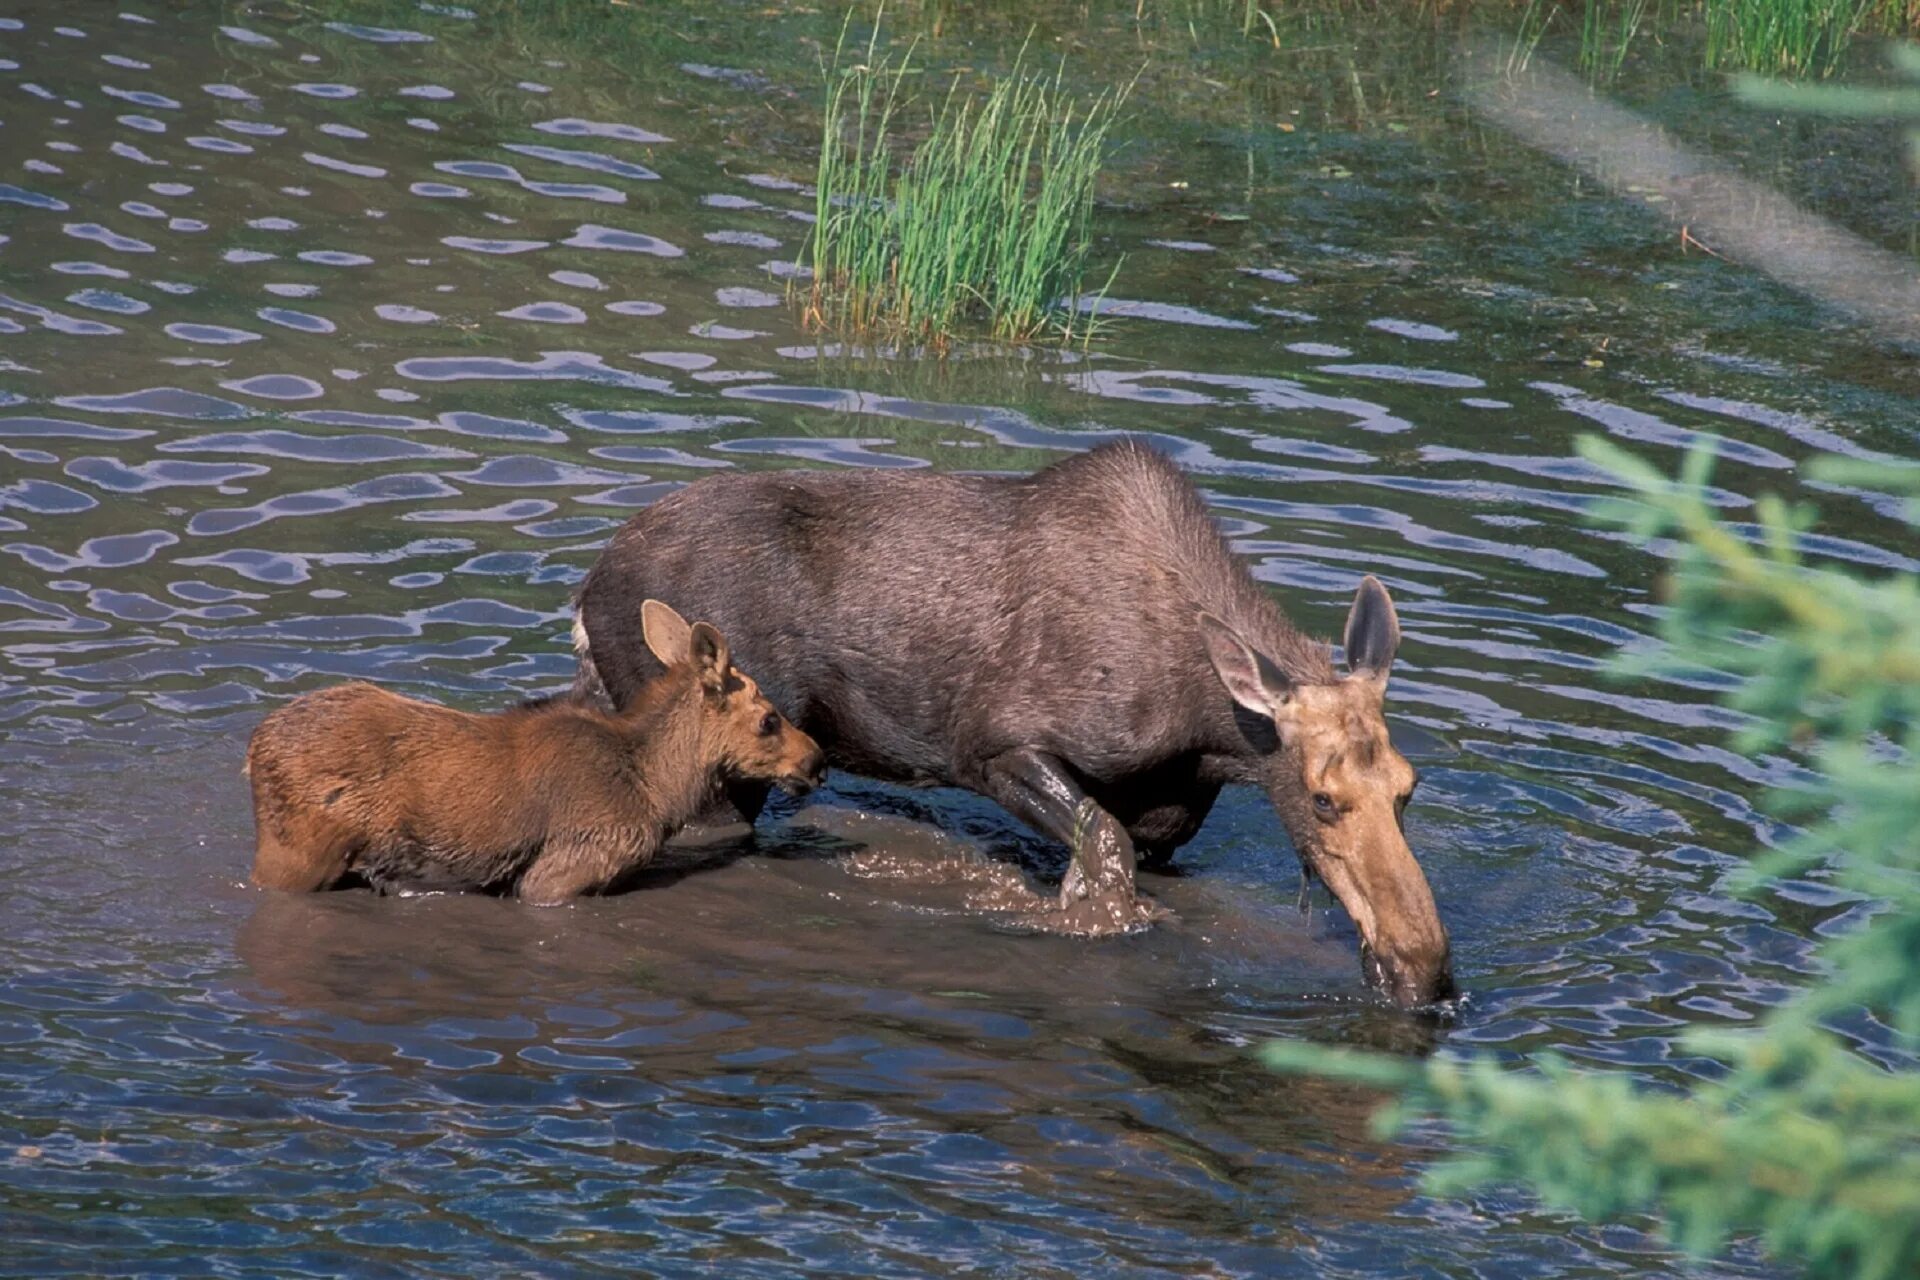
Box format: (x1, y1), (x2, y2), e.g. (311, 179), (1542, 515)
(572, 442), (1453, 1006)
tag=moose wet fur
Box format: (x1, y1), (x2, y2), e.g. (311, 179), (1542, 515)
(246, 602), (825, 905)
(572, 441), (1453, 1007)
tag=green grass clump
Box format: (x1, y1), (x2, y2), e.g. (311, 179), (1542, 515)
(1486, 0), (1911, 80)
(1704, 0), (1884, 74)
(802, 33), (1128, 348)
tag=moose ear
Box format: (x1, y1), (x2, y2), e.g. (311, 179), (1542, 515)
(688, 621), (730, 694)
(1344, 575), (1400, 680)
(641, 599), (694, 667)
(1199, 612), (1293, 717)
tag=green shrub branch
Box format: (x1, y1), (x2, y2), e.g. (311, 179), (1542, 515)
(1267, 435), (1920, 1279)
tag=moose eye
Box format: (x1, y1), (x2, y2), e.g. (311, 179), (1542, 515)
(758, 711), (781, 736)
(1312, 792), (1337, 820)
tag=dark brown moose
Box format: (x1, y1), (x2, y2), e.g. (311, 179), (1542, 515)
(246, 601), (825, 904)
(571, 442), (1452, 1006)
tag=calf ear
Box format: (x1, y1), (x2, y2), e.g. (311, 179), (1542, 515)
(1199, 613), (1293, 717)
(641, 599), (694, 667)
(1344, 575), (1400, 680)
(688, 621), (730, 695)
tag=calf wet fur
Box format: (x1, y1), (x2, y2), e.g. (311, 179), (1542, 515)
(245, 601), (825, 904)
(572, 440), (1453, 1008)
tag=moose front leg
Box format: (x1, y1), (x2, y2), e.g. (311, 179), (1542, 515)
(979, 748), (1137, 903)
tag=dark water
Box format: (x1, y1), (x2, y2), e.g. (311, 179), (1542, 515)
(2, 3), (1915, 1275)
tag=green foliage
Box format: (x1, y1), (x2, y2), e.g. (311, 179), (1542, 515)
(802, 23), (1128, 348)
(1266, 438), (1920, 1279)
(1703, 0), (1884, 75)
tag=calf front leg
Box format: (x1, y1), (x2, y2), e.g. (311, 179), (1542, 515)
(516, 830), (651, 906)
(979, 748), (1137, 903)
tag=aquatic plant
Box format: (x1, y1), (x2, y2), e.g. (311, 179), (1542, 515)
(1505, 0), (1560, 75)
(1579, 0), (1654, 81)
(1267, 439), (1920, 1279)
(1238, 0), (1284, 48)
(801, 27), (1129, 347)
(1703, 0), (1885, 75)
(1478, 0), (1912, 78)
(1491, 0), (1657, 83)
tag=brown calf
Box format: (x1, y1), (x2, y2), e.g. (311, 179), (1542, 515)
(245, 601), (825, 905)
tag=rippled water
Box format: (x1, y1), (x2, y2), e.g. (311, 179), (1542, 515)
(2, 3), (1915, 1275)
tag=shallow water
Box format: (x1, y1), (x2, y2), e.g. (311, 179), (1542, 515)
(1, 3), (1915, 1275)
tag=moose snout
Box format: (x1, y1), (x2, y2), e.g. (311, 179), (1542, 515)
(1364, 938), (1456, 1011)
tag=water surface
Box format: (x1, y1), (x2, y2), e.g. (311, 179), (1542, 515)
(2, 3), (1915, 1275)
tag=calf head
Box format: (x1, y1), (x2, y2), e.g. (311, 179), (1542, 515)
(1199, 577), (1453, 1009)
(641, 600), (826, 795)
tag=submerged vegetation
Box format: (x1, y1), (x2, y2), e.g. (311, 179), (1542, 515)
(1268, 440), (1920, 1279)
(800, 29), (1128, 347)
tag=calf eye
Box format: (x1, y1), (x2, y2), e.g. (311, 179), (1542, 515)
(758, 711), (781, 736)
(1312, 792), (1336, 818)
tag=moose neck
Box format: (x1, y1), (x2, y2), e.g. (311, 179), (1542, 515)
(609, 666), (720, 826)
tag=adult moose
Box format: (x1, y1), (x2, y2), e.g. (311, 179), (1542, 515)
(572, 441), (1453, 1007)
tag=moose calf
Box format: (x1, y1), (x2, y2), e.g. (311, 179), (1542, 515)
(245, 601), (825, 904)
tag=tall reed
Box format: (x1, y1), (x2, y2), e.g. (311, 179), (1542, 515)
(1703, 0), (1882, 75)
(802, 31), (1128, 348)
(1488, 0), (1905, 79)
(1506, 0), (1559, 74)
(1576, 0), (1653, 81)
